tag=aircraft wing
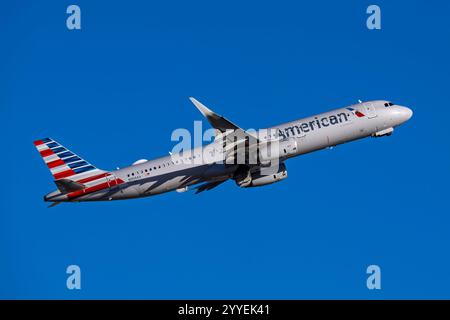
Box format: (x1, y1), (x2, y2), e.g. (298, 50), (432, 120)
(189, 97), (261, 165)
(189, 97), (259, 139)
(189, 97), (285, 167)
(194, 178), (228, 194)
(189, 97), (241, 133)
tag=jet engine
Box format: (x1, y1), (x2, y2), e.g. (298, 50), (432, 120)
(234, 163), (288, 188)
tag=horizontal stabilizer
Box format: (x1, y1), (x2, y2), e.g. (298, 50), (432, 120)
(48, 202), (62, 208)
(54, 179), (85, 193)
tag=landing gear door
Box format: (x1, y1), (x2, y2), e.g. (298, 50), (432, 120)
(363, 102), (377, 119)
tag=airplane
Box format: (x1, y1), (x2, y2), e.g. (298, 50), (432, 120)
(35, 98), (412, 206)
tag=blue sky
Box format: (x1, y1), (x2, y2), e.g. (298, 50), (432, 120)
(1, 0), (450, 299)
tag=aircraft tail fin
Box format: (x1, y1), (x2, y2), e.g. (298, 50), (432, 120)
(33, 138), (107, 181)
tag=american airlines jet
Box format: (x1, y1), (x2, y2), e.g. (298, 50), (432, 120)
(35, 98), (412, 206)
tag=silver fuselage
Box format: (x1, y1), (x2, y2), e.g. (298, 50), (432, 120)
(45, 100), (412, 202)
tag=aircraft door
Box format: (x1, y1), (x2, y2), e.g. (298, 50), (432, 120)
(106, 173), (118, 188)
(362, 102), (377, 119)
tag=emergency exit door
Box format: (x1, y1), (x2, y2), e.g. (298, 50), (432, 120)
(362, 102), (377, 119)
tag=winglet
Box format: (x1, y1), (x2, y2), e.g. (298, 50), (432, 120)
(188, 97), (240, 133)
(189, 97), (215, 119)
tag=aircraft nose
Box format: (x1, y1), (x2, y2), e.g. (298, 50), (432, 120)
(391, 105), (413, 124)
(399, 106), (413, 122)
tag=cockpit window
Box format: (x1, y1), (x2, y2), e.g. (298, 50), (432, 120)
(384, 102), (395, 107)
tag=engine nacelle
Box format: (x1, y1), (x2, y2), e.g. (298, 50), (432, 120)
(372, 127), (394, 137)
(235, 163), (288, 188)
(258, 138), (298, 164)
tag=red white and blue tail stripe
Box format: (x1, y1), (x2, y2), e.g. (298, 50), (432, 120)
(35, 138), (127, 201)
(33, 138), (105, 181)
